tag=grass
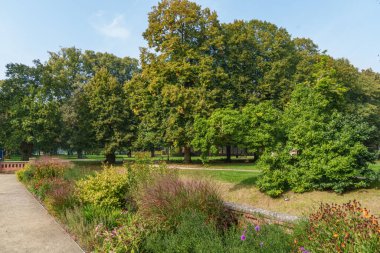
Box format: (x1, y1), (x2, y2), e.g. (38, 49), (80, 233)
(179, 161), (380, 217)
(178, 169), (259, 185)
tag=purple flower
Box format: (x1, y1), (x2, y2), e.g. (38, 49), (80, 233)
(240, 234), (246, 241)
(255, 225), (261, 232)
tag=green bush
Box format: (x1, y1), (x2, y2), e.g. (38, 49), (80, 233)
(293, 200), (380, 253)
(258, 83), (377, 197)
(17, 157), (71, 183)
(144, 210), (292, 253)
(62, 204), (125, 251)
(223, 223), (293, 253)
(144, 210), (224, 253)
(137, 175), (235, 230)
(75, 166), (129, 209)
(94, 213), (147, 253)
(16, 165), (33, 182)
(29, 178), (53, 199)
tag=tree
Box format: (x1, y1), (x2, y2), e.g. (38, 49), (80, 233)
(0, 62), (62, 160)
(47, 48), (140, 158)
(139, 0), (227, 163)
(85, 68), (136, 164)
(125, 74), (165, 157)
(192, 108), (243, 162)
(258, 64), (376, 197)
(241, 101), (283, 161)
(222, 20), (298, 107)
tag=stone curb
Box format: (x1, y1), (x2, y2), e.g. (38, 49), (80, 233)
(224, 201), (300, 224)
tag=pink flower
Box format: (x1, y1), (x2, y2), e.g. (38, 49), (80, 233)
(240, 234), (246, 241)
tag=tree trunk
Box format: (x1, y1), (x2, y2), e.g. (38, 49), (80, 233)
(105, 153), (116, 164)
(183, 146), (192, 163)
(20, 142), (33, 161)
(226, 145), (232, 163)
(128, 150), (132, 158)
(77, 149), (83, 159)
(167, 147), (170, 161)
(252, 152), (259, 162)
(150, 148), (155, 158)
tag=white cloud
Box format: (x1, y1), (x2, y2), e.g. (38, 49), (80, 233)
(92, 13), (130, 40)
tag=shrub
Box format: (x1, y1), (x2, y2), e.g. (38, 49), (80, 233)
(16, 165), (33, 182)
(223, 223), (293, 253)
(293, 200), (380, 253)
(144, 210), (225, 253)
(62, 204), (125, 251)
(137, 175), (235, 230)
(75, 166), (129, 209)
(30, 156), (71, 180)
(45, 178), (76, 215)
(17, 157), (71, 183)
(126, 156), (170, 196)
(144, 210), (292, 253)
(28, 178), (56, 200)
(94, 213), (147, 253)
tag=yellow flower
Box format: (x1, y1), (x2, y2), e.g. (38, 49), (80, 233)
(333, 233), (339, 238)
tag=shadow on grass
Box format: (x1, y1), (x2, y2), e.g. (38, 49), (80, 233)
(229, 175), (259, 192)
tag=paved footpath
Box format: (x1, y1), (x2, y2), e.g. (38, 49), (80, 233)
(0, 174), (83, 253)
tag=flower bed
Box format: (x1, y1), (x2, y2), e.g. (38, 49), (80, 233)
(17, 157), (380, 252)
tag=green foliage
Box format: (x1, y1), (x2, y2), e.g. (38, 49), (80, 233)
(62, 204), (125, 251)
(192, 108), (244, 160)
(0, 62), (62, 159)
(242, 101), (283, 154)
(293, 201), (380, 253)
(258, 73), (376, 196)
(94, 213), (147, 253)
(85, 68), (136, 163)
(222, 19), (297, 107)
(144, 210), (225, 253)
(133, 0), (228, 162)
(145, 210), (292, 253)
(75, 166), (129, 209)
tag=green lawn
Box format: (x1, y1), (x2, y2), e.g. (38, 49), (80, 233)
(178, 169), (260, 186)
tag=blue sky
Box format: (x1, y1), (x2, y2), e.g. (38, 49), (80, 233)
(0, 0), (379, 79)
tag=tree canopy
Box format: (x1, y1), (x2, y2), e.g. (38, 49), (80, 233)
(0, 0), (378, 196)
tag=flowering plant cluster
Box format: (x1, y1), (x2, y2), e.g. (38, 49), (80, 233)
(294, 200), (380, 253)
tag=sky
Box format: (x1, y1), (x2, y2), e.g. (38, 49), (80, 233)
(0, 0), (379, 79)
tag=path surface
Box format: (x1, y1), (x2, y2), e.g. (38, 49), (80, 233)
(167, 164), (260, 172)
(0, 174), (83, 253)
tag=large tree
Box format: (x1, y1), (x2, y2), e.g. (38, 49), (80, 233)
(85, 68), (136, 164)
(192, 108), (244, 162)
(222, 20), (298, 107)
(0, 62), (62, 160)
(138, 0), (227, 163)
